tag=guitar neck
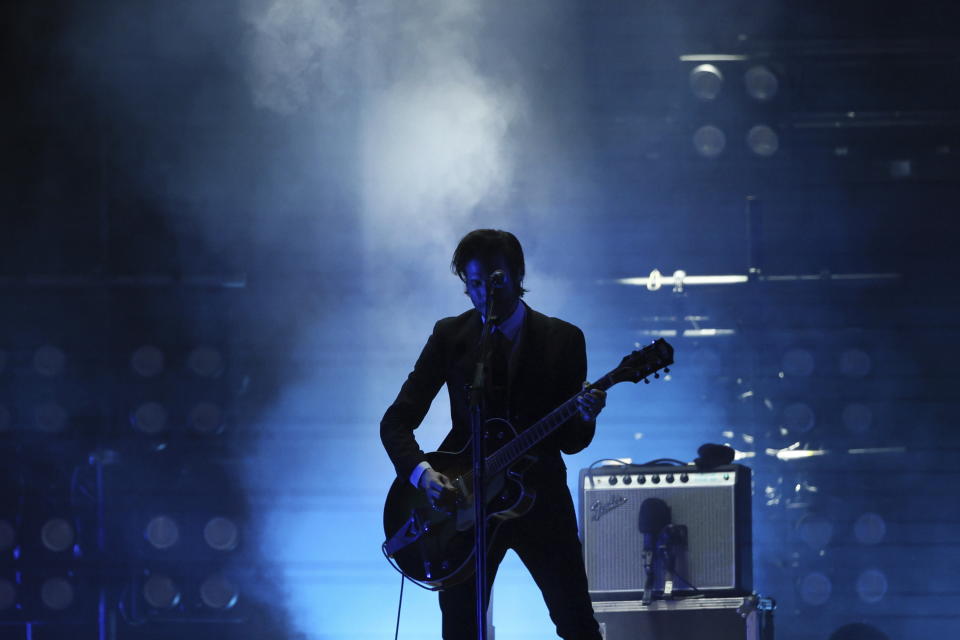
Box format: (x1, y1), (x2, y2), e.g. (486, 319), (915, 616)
(486, 373), (618, 476)
(482, 338), (673, 476)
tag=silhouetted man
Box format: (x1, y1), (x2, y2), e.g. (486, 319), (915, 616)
(381, 229), (605, 639)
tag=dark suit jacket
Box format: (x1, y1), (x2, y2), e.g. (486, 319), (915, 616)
(380, 302), (596, 486)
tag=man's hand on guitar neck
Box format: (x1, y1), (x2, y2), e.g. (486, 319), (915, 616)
(418, 467), (458, 507)
(576, 384), (607, 421)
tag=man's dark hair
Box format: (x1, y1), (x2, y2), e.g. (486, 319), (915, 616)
(451, 229), (528, 296)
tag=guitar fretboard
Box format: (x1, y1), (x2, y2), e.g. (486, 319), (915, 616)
(486, 375), (616, 475)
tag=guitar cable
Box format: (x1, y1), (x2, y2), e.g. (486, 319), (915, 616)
(381, 542), (442, 591)
(585, 458), (686, 488)
(394, 572), (404, 640)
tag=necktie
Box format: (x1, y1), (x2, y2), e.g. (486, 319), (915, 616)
(487, 329), (510, 419)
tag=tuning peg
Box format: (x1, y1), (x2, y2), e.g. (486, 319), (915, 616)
(664, 367), (670, 373)
(654, 372), (660, 379)
(643, 378), (650, 384)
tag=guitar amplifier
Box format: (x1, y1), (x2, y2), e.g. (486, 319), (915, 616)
(578, 464), (752, 596)
(594, 595), (775, 640)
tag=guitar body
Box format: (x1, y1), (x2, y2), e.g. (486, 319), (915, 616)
(382, 418), (537, 589)
(381, 338), (674, 590)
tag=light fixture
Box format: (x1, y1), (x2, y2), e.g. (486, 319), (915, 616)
(203, 517), (239, 552)
(0, 519), (15, 551)
(188, 403), (224, 435)
(131, 402), (169, 435)
(199, 574), (238, 610)
(744, 65), (778, 101)
(856, 569), (888, 604)
(40, 518), (75, 553)
(618, 272), (749, 289)
(142, 574), (180, 609)
(747, 124), (779, 156)
(40, 577), (74, 611)
(0, 577), (15, 612)
(188, 347), (224, 378)
(130, 345), (165, 378)
(145, 516), (180, 551)
(798, 571), (832, 606)
(839, 349), (871, 377)
(796, 513), (834, 550)
(693, 125), (726, 158)
(689, 64), (724, 101)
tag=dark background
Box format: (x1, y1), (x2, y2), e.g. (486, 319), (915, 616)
(2, 1), (959, 639)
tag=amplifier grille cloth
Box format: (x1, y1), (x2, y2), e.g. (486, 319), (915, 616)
(583, 484), (735, 592)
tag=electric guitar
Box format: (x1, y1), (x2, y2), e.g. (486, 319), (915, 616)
(382, 338), (674, 589)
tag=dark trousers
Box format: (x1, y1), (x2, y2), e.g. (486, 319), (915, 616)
(438, 479), (602, 640)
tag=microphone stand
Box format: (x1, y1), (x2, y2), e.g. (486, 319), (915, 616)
(658, 527), (675, 600)
(468, 285), (498, 640)
(641, 542), (655, 605)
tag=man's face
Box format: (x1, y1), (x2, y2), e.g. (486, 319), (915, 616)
(464, 257), (520, 321)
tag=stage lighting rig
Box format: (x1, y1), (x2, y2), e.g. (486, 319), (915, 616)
(111, 459), (247, 627)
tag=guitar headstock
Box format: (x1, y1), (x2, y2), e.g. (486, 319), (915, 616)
(611, 338), (674, 385)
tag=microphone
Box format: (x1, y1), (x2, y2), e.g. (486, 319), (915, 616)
(639, 497), (670, 549)
(638, 498), (670, 604)
(694, 443), (735, 469)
